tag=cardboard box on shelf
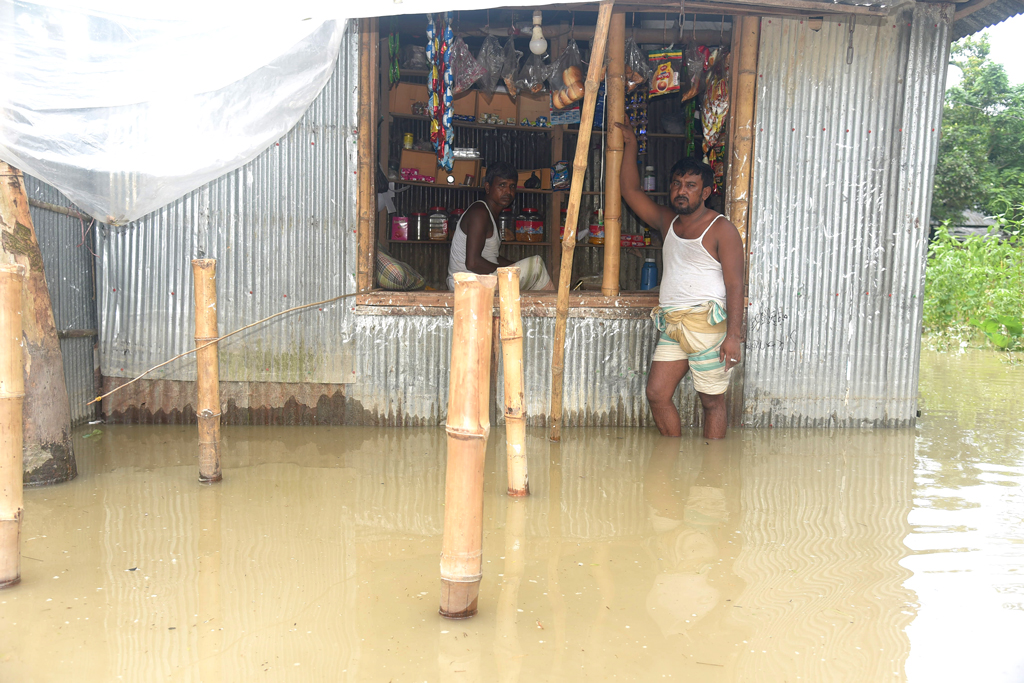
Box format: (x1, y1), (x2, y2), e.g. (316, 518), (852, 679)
(388, 82), (429, 116)
(476, 91), (518, 123)
(399, 149), (438, 180)
(435, 159), (482, 187)
(452, 90), (477, 119)
(517, 92), (551, 124)
(517, 168), (552, 190)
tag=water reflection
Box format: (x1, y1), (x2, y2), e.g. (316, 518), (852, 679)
(6, 350), (1022, 682)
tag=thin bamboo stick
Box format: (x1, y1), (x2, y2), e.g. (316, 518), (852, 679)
(0, 264), (25, 588)
(440, 272), (496, 618)
(727, 15), (760, 249)
(192, 259), (222, 483)
(497, 267), (528, 496)
(549, 0), (616, 442)
(602, 12), (627, 297)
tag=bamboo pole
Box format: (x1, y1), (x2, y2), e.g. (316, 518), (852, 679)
(727, 15), (761, 249)
(549, 0), (616, 442)
(601, 12), (627, 297)
(497, 267), (528, 496)
(192, 259), (222, 483)
(0, 264), (25, 588)
(356, 19), (378, 293)
(440, 272), (496, 619)
(0, 161), (76, 486)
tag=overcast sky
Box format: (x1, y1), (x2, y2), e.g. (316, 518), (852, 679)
(947, 13), (1024, 88)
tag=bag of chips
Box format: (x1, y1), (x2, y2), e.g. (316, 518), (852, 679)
(476, 36), (503, 95)
(549, 39), (586, 110)
(499, 38), (523, 98)
(647, 49), (682, 97)
(624, 38), (652, 93)
(451, 37), (486, 95)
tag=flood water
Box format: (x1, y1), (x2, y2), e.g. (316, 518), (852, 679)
(2, 348), (1022, 682)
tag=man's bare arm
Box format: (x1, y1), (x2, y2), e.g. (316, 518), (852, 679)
(615, 122), (675, 237)
(716, 220), (745, 370)
(463, 204), (511, 272)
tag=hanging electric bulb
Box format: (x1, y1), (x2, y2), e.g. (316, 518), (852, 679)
(529, 10), (547, 55)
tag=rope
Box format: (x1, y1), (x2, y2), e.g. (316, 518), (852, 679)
(88, 291), (360, 405)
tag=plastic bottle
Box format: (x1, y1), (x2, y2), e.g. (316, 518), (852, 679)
(516, 207), (544, 242)
(642, 166), (656, 192)
(588, 208), (605, 245)
(643, 226), (652, 246)
(640, 257), (658, 290)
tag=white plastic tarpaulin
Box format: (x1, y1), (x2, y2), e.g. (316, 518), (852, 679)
(0, 0), (585, 225)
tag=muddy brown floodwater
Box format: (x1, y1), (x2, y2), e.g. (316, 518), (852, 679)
(1, 349), (1022, 682)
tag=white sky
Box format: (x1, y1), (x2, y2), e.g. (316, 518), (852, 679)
(947, 13), (1024, 89)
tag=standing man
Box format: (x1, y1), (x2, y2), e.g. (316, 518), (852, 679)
(447, 161), (553, 291)
(615, 123), (744, 439)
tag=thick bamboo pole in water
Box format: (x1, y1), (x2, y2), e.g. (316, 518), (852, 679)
(0, 264), (25, 588)
(497, 267), (528, 496)
(192, 259), (222, 483)
(440, 272), (496, 618)
(601, 11), (626, 297)
(549, 0), (615, 442)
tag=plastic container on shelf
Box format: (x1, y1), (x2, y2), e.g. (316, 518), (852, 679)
(642, 166), (657, 192)
(640, 257), (659, 290)
(428, 206), (449, 241)
(588, 208), (605, 245)
(498, 208), (515, 242)
(516, 207), (544, 243)
(448, 208), (464, 240)
(408, 212), (429, 241)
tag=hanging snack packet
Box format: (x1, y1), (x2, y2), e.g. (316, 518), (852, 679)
(647, 49), (682, 97)
(500, 37), (523, 98)
(477, 36), (503, 95)
(516, 53), (550, 95)
(451, 37), (486, 94)
(624, 38), (652, 93)
(681, 45), (711, 102)
(549, 39), (586, 110)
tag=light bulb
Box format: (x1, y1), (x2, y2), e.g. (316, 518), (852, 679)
(529, 10), (547, 55)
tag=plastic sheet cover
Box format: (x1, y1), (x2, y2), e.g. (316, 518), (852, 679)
(0, 2), (346, 225)
(0, 0), (586, 226)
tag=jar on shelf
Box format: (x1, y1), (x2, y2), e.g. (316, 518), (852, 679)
(408, 212), (429, 241)
(642, 166), (656, 192)
(428, 206), (449, 241)
(559, 207), (568, 239)
(516, 207), (544, 243)
(498, 208), (515, 242)
(448, 208), (464, 241)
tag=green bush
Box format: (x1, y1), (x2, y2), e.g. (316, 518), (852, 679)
(922, 221), (1023, 348)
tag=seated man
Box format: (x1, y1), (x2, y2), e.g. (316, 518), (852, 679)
(447, 161), (554, 291)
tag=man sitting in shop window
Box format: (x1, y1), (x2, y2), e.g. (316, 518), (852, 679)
(447, 161), (554, 291)
(616, 122), (744, 440)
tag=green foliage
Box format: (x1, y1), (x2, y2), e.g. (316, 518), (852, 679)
(932, 36), (1024, 225)
(923, 222), (1024, 348)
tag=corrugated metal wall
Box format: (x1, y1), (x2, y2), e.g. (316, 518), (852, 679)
(95, 21), (360, 386)
(26, 177), (99, 426)
(744, 5), (950, 427)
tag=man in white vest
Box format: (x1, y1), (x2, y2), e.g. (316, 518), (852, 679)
(616, 123), (745, 439)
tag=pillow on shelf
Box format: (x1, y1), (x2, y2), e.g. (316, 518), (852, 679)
(375, 245), (426, 291)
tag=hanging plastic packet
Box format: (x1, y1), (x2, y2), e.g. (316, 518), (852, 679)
(451, 37), (486, 94)
(624, 38), (651, 93)
(647, 49), (682, 97)
(516, 53), (550, 95)
(681, 45), (710, 102)
(702, 49), (730, 166)
(477, 36), (503, 95)
(500, 37), (522, 98)
(549, 39), (586, 110)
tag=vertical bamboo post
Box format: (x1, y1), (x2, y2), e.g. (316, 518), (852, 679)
(497, 267), (528, 496)
(549, 0), (616, 442)
(0, 264), (25, 588)
(191, 259), (222, 484)
(726, 15), (760, 249)
(356, 19), (378, 293)
(601, 11), (627, 297)
(440, 272), (496, 618)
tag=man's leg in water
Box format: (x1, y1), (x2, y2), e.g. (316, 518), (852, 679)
(697, 391), (727, 439)
(646, 359), (689, 437)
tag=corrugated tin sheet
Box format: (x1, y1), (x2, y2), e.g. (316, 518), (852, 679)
(744, 7), (950, 427)
(953, 0), (1024, 40)
(95, 21), (360, 385)
(25, 176), (99, 426)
